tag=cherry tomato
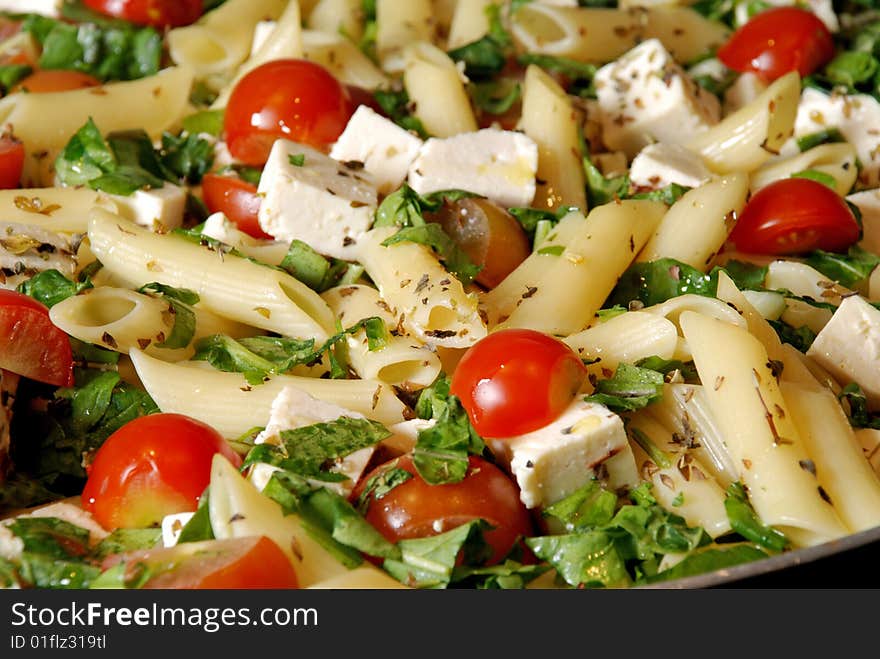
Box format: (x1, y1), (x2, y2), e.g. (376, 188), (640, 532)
(102, 536), (299, 589)
(0, 289), (73, 387)
(353, 454), (533, 565)
(451, 328), (587, 438)
(81, 413), (242, 529)
(0, 135), (24, 189)
(727, 177), (861, 255)
(82, 0), (203, 28)
(201, 173), (271, 239)
(224, 59), (354, 166)
(717, 7), (834, 83)
(425, 197), (531, 289)
(10, 70), (102, 94)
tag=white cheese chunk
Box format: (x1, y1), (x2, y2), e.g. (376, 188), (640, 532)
(253, 385), (375, 496)
(629, 142), (712, 190)
(487, 399), (636, 509)
(594, 38), (721, 159)
(0, 0), (59, 16)
(200, 212), (289, 265)
(407, 128), (539, 208)
(110, 184), (187, 231)
(330, 105), (424, 196)
(257, 139), (378, 260)
(161, 512), (195, 548)
(807, 295), (880, 409)
(724, 72), (767, 114)
(793, 88), (880, 188)
(0, 223), (76, 290)
(0, 524), (23, 562)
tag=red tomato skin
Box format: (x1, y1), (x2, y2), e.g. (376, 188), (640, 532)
(224, 59), (354, 166)
(0, 136), (24, 190)
(201, 173), (271, 239)
(81, 413), (242, 529)
(82, 0), (203, 28)
(0, 289), (73, 387)
(354, 454), (533, 565)
(102, 536), (299, 589)
(451, 329), (587, 439)
(11, 70), (102, 94)
(717, 7), (834, 82)
(727, 177), (861, 255)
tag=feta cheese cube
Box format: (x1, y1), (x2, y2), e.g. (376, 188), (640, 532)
(487, 399), (636, 509)
(407, 128), (539, 208)
(594, 38), (721, 159)
(257, 139), (378, 260)
(253, 385), (376, 496)
(330, 105), (424, 196)
(200, 212), (289, 265)
(110, 184), (187, 231)
(161, 512), (195, 548)
(807, 295), (880, 409)
(629, 142), (712, 190)
(793, 88), (880, 188)
(0, 0), (59, 16)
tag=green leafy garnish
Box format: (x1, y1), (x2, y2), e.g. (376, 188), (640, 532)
(724, 482), (789, 552)
(584, 362), (665, 412)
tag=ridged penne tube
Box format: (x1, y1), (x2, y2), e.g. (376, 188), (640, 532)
(679, 310), (847, 547)
(520, 64), (587, 211)
(167, 0), (287, 85)
(647, 383), (739, 488)
(210, 0), (303, 109)
(483, 201), (666, 335)
(402, 42), (477, 137)
(750, 143), (859, 197)
(0, 66), (195, 186)
(87, 209), (335, 342)
(636, 173), (748, 270)
(765, 260), (853, 307)
(129, 349), (408, 437)
(208, 455), (352, 588)
(562, 311), (678, 379)
(447, 0), (496, 50)
(355, 227), (487, 349)
(301, 30), (389, 90)
(626, 412), (732, 538)
(322, 285), (442, 390)
(509, 5), (729, 64)
(50, 287), (253, 361)
(307, 0), (365, 42)
(687, 71), (800, 175)
(376, 0), (435, 71)
(781, 382), (880, 533)
(0, 188), (118, 234)
(856, 429), (880, 475)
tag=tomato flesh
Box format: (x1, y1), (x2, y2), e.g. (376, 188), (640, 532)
(82, 0), (203, 28)
(201, 173), (271, 239)
(727, 177), (861, 255)
(81, 413), (242, 529)
(354, 454), (533, 565)
(0, 290), (73, 387)
(224, 59), (354, 166)
(0, 136), (24, 190)
(102, 536), (299, 589)
(11, 70), (102, 94)
(451, 328), (587, 438)
(717, 7), (834, 82)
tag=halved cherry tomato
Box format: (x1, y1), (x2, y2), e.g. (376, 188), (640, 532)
(717, 7), (834, 83)
(0, 289), (73, 387)
(224, 59), (354, 166)
(353, 454), (533, 565)
(0, 135), (24, 190)
(102, 536), (299, 589)
(451, 328), (587, 438)
(201, 173), (271, 239)
(727, 177), (861, 255)
(82, 0), (203, 28)
(11, 70), (102, 94)
(81, 413), (242, 529)
(425, 197), (531, 289)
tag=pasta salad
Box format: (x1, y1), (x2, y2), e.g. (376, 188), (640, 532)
(0, 0), (879, 590)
